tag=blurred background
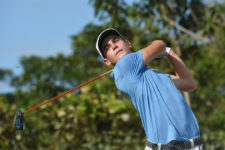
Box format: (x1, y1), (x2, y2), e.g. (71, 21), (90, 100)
(0, 0), (224, 149)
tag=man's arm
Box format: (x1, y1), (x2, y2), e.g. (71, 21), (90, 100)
(168, 50), (197, 92)
(142, 40), (166, 65)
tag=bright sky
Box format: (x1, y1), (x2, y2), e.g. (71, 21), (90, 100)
(0, 0), (97, 93)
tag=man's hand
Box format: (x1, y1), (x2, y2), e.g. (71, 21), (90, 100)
(155, 47), (171, 59)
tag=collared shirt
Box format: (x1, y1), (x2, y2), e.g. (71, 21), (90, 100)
(110, 50), (200, 144)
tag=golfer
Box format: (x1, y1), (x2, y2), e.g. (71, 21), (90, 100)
(96, 28), (203, 150)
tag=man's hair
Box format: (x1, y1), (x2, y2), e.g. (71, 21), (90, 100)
(101, 35), (125, 58)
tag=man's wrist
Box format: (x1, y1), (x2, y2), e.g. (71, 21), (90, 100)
(155, 47), (171, 59)
(165, 47), (171, 55)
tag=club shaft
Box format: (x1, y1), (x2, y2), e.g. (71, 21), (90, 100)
(24, 70), (113, 114)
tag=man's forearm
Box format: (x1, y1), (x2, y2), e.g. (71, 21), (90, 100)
(168, 50), (197, 91)
(168, 50), (192, 78)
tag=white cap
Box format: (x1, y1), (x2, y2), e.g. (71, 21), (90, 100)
(96, 28), (124, 58)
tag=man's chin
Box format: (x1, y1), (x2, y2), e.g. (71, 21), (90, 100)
(120, 51), (131, 58)
(116, 52), (126, 61)
(114, 51), (131, 64)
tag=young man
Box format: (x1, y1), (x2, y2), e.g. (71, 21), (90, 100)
(96, 28), (203, 150)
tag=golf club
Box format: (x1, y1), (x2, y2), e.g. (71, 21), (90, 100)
(14, 69), (113, 130)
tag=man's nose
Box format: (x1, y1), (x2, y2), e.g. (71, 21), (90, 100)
(112, 44), (118, 51)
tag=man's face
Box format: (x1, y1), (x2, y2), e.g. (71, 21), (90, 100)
(103, 36), (132, 66)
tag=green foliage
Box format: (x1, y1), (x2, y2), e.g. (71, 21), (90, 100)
(0, 87), (144, 149)
(1, 0), (225, 149)
(0, 69), (12, 80)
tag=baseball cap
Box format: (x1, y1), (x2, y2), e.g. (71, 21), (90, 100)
(96, 28), (124, 58)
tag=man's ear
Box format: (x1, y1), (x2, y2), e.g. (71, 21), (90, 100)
(125, 40), (132, 48)
(104, 58), (112, 66)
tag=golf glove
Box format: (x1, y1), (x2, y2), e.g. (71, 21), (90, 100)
(155, 47), (171, 58)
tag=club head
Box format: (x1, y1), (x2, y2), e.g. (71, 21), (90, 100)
(14, 109), (25, 130)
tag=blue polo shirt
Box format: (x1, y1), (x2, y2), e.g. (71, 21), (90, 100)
(110, 50), (200, 144)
